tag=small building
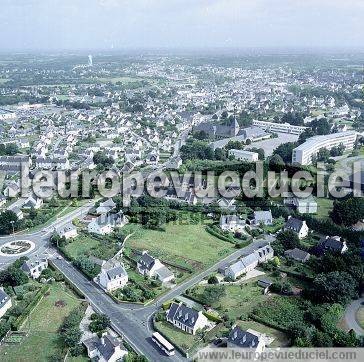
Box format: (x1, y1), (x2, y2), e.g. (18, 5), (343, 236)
(21, 258), (48, 279)
(166, 302), (209, 335)
(228, 326), (265, 353)
(283, 194), (318, 214)
(95, 260), (128, 292)
(219, 214), (245, 233)
(228, 149), (259, 162)
(83, 333), (128, 362)
(22, 195), (43, 210)
(250, 210), (273, 225)
(285, 248), (311, 263)
(257, 278), (273, 294)
(56, 223), (78, 240)
(88, 213), (126, 235)
(0, 288), (12, 318)
(137, 251), (174, 284)
(319, 236), (348, 254)
(284, 216), (309, 239)
(96, 198), (116, 215)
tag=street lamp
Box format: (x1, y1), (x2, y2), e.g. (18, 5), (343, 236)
(10, 220), (15, 234)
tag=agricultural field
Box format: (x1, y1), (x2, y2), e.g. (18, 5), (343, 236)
(0, 284), (85, 362)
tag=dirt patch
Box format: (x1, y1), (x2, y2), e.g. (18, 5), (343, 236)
(55, 300), (67, 308)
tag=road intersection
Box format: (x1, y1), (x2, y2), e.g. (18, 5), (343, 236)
(0, 200), (274, 361)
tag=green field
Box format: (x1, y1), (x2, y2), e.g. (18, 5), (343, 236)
(124, 222), (236, 271)
(316, 197), (334, 219)
(189, 282), (268, 320)
(155, 320), (198, 353)
(95, 76), (144, 84)
(63, 233), (100, 259)
(0, 284), (84, 362)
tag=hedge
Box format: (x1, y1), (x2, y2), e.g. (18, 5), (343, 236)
(202, 311), (223, 323)
(12, 284), (50, 330)
(249, 314), (290, 334)
(205, 225), (236, 244)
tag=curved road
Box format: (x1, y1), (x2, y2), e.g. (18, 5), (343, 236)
(344, 298), (364, 336)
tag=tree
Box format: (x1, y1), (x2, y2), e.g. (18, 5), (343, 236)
(0, 210), (19, 235)
(330, 197), (364, 226)
(316, 148), (330, 163)
(275, 230), (300, 252)
(207, 275), (219, 284)
(201, 286), (226, 304)
(269, 154), (285, 169)
(311, 271), (357, 305)
(89, 313), (111, 334)
(273, 142), (297, 163)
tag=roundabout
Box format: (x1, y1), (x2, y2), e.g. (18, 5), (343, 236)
(0, 240), (36, 257)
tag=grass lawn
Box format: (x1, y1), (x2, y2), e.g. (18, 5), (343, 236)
(155, 320), (198, 353)
(356, 307), (364, 329)
(315, 197), (333, 219)
(189, 282), (268, 320)
(63, 233), (100, 259)
(124, 222), (236, 271)
(0, 284), (84, 362)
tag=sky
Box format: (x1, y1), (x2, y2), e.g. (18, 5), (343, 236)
(1, 0), (363, 51)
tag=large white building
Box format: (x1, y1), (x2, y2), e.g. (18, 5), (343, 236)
(292, 131), (358, 165)
(228, 149), (259, 162)
(253, 120), (307, 135)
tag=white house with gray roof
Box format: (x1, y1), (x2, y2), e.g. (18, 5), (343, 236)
(228, 326), (265, 353)
(95, 260), (128, 292)
(220, 214), (245, 233)
(250, 210), (273, 225)
(21, 258), (48, 279)
(166, 302), (209, 335)
(137, 251), (174, 284)
(284, 216), (309, 239)
(83, 333), (128, 362)
(56, 223), (78, 240)
(0, 288), (12, 318)
(88, 212), (126, 235)
(223, 245), (274, 280)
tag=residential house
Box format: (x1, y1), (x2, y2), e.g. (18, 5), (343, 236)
(285, 248), (311, 263)
(22, 195), (43, 210)
(83, 333), (128, 362)
(3, 182), (20, 198)
(223, 245), (274, 280)
(319, 236), (348, 254)
(284, 195), (318, 214)
(166, 302), (209, 335)
(21, 258), (48, 279)
(95, 260), (128, 292)
(219, 215), (245, 233)
(88, 213), (126, 235)
(0, 288), (12, 318)
(227, 326), (265, 353)
(56, 223), (78, 240)
(284, 216), (309, 239)
(137, 251), (174, 284)
(96, 198), (116, 215)
(249, 210), (273, 225)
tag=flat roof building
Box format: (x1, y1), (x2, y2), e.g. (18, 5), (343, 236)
(292, 131), (358, 165)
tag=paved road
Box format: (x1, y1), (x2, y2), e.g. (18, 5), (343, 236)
(344, 298), (364, 336)
(51, 256), (186, 362)
(0, 201), (95, 269)
(49, 235), (273, 361)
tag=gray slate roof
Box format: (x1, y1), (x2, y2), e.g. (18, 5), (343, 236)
(167, 302), (200, 328)
(228, 326), (260, 348)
